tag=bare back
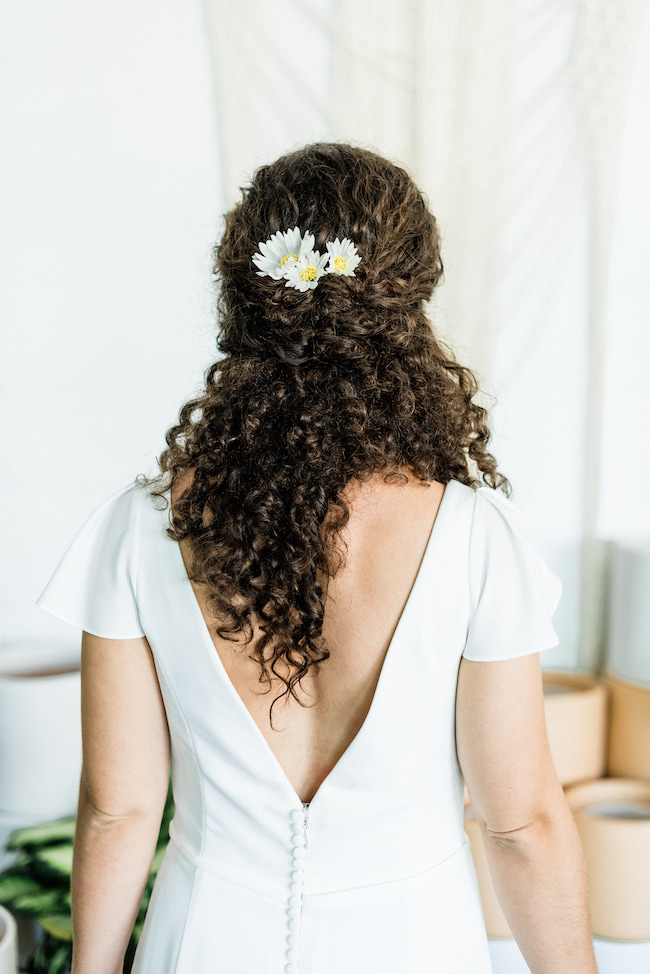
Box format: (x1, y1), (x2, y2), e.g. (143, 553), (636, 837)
(175, 471), (446, 804)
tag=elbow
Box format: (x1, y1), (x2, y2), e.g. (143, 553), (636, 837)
(78, 775), (168, 828)
(485, 822), (543, 857)
(482, 797), (576, 856)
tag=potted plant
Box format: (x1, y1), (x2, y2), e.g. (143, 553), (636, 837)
(0, 786), (173, 974)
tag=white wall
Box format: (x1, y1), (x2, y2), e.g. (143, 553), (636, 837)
(0, 0), (222, 644)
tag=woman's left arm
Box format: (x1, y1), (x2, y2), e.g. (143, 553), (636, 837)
(456, 653), (597, 974)
(71, 632), (170, 974)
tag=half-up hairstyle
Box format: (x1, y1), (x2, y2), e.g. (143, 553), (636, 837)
(150, 143), (509, 719)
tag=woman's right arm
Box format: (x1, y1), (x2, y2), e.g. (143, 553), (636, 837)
(71, 632), (170, 974)
(455, 652), (598, 974)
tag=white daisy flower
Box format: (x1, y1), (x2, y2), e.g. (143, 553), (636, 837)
(252, 227), (315, 279)
(325, 237), (361, 276)
(283, 250), (329, 292)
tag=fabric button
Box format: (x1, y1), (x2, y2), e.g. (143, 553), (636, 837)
(287, 805), (306, 969)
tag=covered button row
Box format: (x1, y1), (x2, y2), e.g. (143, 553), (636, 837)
(286, 810), (308, 972)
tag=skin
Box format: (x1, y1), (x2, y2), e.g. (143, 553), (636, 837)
(71, 472), (598, 974)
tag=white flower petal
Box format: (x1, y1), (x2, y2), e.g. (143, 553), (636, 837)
(299, 231), (315, 257)
(283, 250), (327, 290)
(325, 237), (361, 276)
(253, 229), (359, 284)
(286, 227), (302, 250)
(256, 242), (275, 261)
(253, 228), (308, 278)
(252, 251), (288, 279)
(252, 253), (275, 270)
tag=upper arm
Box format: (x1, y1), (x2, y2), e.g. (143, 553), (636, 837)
(455, 653), (564, 834)
(80, 632), (170, 819)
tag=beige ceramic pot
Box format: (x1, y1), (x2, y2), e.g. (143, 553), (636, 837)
(542, 672), (608, 785)
(565, 778), (650, 941)
(604, 672), (650, 782)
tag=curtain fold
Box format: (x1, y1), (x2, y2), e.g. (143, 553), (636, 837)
(201, 0), (334, 207)
(570, 0), (648, 670)
(413, 0), (517, 378)
(201, 0), (648, 670)
(330, 1), (417, 168)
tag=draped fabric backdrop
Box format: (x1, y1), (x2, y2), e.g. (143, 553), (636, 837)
(1, 0), (648, 672)
(203, 0), (649, 671)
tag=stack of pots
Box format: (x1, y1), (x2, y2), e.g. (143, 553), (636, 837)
(464, 671), (609, 939)
(465, 540), (650, 948)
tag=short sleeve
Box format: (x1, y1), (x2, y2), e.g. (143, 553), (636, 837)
(462, 487), (562, 662)
(37, 484), (145, 639)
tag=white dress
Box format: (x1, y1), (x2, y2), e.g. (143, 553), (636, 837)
(38, 478), (562, 974)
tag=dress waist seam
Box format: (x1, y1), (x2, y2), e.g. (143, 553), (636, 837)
(168, 821), (471, 898)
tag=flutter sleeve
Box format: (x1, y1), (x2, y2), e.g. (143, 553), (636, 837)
(462, 487), (562, 662)
(37, 484), (145, 639)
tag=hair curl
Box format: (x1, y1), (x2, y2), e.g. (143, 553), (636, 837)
(149, 143), (509, 721)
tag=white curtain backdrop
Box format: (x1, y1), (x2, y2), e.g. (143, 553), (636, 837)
(1, 0), (649, 676)
(201, 0), (334, 204)
(202, 0), (649, 670)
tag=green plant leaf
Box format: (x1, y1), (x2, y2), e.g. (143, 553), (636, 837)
(12, 888), (68, 917)
(7, 818), (76, 851)
(149, 844), (166, 875)
(48, 939), (73, 974)
(0, 854), (29, 875)
(32, 844), (74, 879)
(40, 914), (73, 941)
(0, 873), (42, 904)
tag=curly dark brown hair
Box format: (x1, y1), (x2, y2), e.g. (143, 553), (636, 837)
(150, 143), (509, 719)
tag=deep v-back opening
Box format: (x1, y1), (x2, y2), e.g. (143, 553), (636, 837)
(169, 480), (453, 807)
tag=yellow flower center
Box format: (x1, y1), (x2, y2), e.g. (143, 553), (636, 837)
(280, 253), (298, 267)
(334, 255), (347, 272)
(300, 265), (318, 282)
